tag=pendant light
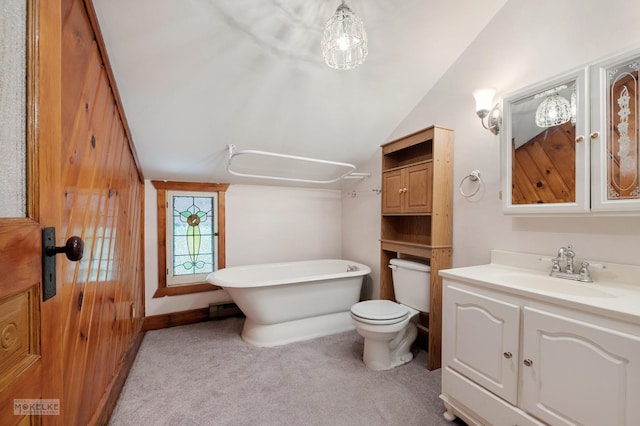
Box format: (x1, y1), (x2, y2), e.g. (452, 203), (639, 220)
(321, 0), (368, 70)
(535, 92), (571, 128)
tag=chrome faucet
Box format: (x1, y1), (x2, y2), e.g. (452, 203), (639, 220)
(549, 245), (593, 282)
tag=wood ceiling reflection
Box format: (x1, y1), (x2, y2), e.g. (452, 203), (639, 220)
(512, 121), (576, 205)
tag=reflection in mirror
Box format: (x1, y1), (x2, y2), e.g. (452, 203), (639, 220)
(606, 65), (638, 201)
(510, 81), (576, 204)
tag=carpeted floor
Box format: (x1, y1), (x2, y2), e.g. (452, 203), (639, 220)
(109, 317), (463, 426)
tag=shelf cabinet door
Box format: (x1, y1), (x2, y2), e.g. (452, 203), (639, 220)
(443, 283), (520, 404)
(382, 169), (403, 213)
(381, 163), (432, 214)
(405, 162), (432, 213)
(521, 306), (640, 426)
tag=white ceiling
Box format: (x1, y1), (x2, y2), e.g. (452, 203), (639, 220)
(92, 0), (506, 187)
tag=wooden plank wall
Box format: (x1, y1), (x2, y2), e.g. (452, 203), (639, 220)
(512, 121), (575, 204)
(61, 0), (144, 424)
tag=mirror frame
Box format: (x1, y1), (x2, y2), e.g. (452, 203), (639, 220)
(501, 67), (590, 214)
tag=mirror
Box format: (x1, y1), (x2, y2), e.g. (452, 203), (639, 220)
(501, 68), (590, 214)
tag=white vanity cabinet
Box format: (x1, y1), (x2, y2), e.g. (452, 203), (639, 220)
(441, 279), (640, 426)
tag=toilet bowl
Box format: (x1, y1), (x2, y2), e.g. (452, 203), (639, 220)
(351, 259), (430, 371)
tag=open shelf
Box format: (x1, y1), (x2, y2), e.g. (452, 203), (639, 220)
(379, 125), (453, 371)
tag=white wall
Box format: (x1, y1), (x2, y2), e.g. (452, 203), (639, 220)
(342, 0), (640, 293)
(146, 0), (640, 315)
(386, 0), (640, 269)
(341, 150), (382, 299)
(144, 182), (343, 316)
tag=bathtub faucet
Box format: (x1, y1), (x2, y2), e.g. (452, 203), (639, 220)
(347, 265), (359, 272)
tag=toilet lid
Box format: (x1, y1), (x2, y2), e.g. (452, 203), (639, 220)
(351, 300), (409, 322)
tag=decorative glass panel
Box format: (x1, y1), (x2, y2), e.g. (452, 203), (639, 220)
(0, 0), (27, 217)
(607, 63), (639, 200)
(167, 192), (217, 286)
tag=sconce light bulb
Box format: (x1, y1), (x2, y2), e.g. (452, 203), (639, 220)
(473, 88), (496, 115)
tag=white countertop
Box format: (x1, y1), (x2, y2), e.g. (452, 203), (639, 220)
(439, 250), (640, 325)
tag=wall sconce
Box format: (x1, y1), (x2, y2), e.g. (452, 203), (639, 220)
(473, 88), (501, 135)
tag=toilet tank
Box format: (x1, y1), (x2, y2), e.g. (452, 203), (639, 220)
(389, 258), (430, 313)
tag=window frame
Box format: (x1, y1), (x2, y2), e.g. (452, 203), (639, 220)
(151, 180), (229, 297)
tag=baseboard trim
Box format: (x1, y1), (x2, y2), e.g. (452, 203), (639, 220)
(143, 307), (211, 331)
(91, 321), (145, 426)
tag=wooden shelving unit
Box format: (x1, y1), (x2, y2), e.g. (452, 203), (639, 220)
(379, 125), (453, 371)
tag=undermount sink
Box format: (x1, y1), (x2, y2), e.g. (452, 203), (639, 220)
(440, 250), (640, 326)
(496, 271), (617, 298)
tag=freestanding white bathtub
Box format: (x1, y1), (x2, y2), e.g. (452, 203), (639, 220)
(206, 259), (371, 347)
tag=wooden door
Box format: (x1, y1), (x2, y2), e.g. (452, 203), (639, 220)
(0, 1), (63, 425)
(381, 170), (403, 213)
(405, 162), (432, 213)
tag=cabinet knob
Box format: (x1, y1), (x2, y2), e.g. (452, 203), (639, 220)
(403, 187), (408, 193)
(590, 131), (600, 140)
(503, 352), (512, 359)
(575, 135), (584, 143)
(523, 359), (533, 367)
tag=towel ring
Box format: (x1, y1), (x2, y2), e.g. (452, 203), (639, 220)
(459, 170), (482, 198)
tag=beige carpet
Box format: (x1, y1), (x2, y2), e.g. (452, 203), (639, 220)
(109, 317), (464, 426)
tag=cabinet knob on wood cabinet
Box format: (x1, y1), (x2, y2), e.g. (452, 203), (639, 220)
(523, 359), (533, 367)
(503, 352), (512, 359)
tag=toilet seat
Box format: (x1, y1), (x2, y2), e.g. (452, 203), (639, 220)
(351, 300), (409, 325)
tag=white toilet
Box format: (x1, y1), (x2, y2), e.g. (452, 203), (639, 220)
(350, 258), (430, 371)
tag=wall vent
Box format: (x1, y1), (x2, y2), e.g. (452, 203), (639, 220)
(208, 302), (243, 319)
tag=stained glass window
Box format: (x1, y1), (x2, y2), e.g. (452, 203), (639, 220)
(166, 191), (218, 287)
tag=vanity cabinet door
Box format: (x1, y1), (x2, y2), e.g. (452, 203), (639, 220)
(590, 48), (640, 212)
(443, 283), (521, 404)
(521, 306), (640, 426)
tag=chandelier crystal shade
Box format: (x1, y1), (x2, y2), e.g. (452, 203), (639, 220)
(321, 1), (368, 70)
(535, 93), (572, 128)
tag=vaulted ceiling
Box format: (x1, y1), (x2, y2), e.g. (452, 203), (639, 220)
(92, 0), (507, 187)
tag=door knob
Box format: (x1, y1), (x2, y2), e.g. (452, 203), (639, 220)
(46, 235), (84, 261)
(42, 227), (85, 302)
